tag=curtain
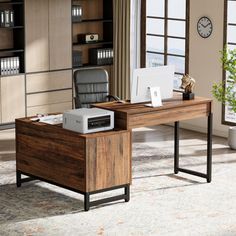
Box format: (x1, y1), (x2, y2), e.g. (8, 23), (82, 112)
(113, 0), (131, 99)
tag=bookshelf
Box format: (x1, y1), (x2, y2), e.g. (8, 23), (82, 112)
(72, 0), (113, 68)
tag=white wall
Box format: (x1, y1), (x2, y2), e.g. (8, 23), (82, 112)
(181, 0), (228, 137)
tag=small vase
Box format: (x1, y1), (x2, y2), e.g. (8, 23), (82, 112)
(228, 127), (236, 150)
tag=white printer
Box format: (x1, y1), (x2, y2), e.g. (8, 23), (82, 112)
(63, 108), (114, 134)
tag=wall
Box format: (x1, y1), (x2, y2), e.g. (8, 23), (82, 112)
(181, 0), (228, 137)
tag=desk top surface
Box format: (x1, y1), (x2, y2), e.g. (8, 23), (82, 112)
(94, 94), (212, 115)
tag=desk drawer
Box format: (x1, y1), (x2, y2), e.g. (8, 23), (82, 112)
(27, 89), (72, 107)
(26, 70), (72, 93)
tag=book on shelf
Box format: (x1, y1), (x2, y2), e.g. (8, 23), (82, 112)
(0, 56), (20, 76)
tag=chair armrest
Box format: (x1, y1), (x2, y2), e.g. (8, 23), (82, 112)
(107, 95), (121, 102)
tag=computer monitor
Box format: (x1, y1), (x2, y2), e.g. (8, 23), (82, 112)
(130, 65), (175, 104)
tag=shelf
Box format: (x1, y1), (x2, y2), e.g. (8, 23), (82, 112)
(0, 48), (24, 53)
(73, 41), (113, 46)
(0, 1), (24, 5)
(0, 26), (24, 29)
(73, 18), (113, 24)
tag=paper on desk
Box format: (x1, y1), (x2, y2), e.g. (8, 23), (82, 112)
(31, 114), (63, 125)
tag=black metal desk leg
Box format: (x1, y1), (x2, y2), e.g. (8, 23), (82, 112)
(125, 185), (130, 202)
(16, 170), (21, 187)
(207, 113), (213, 183)
(174, 121), (180, 174)
(84, 193), (90, 211)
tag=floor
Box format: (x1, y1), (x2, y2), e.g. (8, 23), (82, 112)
(0, 126), (236, 236)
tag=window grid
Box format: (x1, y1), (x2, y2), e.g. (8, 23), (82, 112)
(142, 0), (189, 81)
(222, 0), (236, 125)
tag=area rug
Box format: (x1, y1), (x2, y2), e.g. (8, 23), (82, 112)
(0, 127), (236, 236)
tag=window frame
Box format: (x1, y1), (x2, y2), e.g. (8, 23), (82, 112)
(141, 0), (190, 79)
(222, 0), (236, 126)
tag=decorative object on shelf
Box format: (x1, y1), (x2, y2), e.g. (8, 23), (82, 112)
(89, 48), (113, 65)
(212, 47), (236, 149)
(0, 10), (14, 27)
(73, 50), (83, 67)
(72, 5), (82, 22)
(77, 33), (99, 44)
(197, 16), (213, 38)
(181, 74), (196, 100)
(0, 56), (20, 75)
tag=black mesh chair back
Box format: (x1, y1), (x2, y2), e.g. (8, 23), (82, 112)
(74, 68), (110, 108)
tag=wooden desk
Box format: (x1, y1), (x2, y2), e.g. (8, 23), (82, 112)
(94, 94), (213, 182)
(15, 118), (131, 211)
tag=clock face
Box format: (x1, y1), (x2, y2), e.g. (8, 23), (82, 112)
(197, 17), (213, 38)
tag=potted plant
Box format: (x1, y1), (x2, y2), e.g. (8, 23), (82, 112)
(212, 47), (236, 149)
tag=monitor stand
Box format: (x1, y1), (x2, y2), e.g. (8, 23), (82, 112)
(145, 87), (163, 108)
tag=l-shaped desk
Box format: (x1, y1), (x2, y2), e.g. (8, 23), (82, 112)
(16, 94), (213, 211)
(94, 94), (213, 183)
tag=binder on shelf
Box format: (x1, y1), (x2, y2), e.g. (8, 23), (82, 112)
(4, 10), (10, 27)
(72, 5), (82, 22)
(89, 48), (113, 66)
(0, 11), (4, 27)
(0, 56), (20, 76)
(0, 10), (14, 27)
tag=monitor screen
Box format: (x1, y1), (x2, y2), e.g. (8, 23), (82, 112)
(130, 65), (175, 104)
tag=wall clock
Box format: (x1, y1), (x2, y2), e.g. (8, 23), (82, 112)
(197, 17), (213, 38)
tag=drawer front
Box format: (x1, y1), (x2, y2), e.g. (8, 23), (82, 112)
(26, 70), (72, 93)
(27, 89), (72, 107)
(27, 101), (72, 116)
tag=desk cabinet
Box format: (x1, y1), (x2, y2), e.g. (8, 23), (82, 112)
(16, 119), (131, 210)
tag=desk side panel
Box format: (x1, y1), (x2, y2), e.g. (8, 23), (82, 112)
(16, 120), (86, 192)
(86, 131), (131, 192)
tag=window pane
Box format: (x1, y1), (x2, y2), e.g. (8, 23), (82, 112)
(147, 0), (165, 17)
(228, 1), (236, 24)
(167, 56), (185, 74)
(168, 0), (186, 19)
(146, 36), (164, 53)
(168, 20), (186, 37)
(227, 25), (236, 43)
(147, 18), (165, 35)
(167, 38), (185, 55)
(146, 53), (164, 67)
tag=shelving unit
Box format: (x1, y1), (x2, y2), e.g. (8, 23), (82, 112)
(72, 0), (113, 68)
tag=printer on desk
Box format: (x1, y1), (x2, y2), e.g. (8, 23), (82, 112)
(63, 108), (114, 134)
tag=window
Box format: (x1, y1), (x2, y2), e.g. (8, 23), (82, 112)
(141, 0), (189, 89)
(223, 0), (236, 125)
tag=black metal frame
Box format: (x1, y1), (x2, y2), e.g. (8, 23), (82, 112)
(174, 113), (213, 183)
(16, 170), (130, 211)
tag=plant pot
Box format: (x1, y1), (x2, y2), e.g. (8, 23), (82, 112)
(228, 127), (236, 150)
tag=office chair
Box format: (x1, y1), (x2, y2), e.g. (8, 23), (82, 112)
(74, 68), (120, 108)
